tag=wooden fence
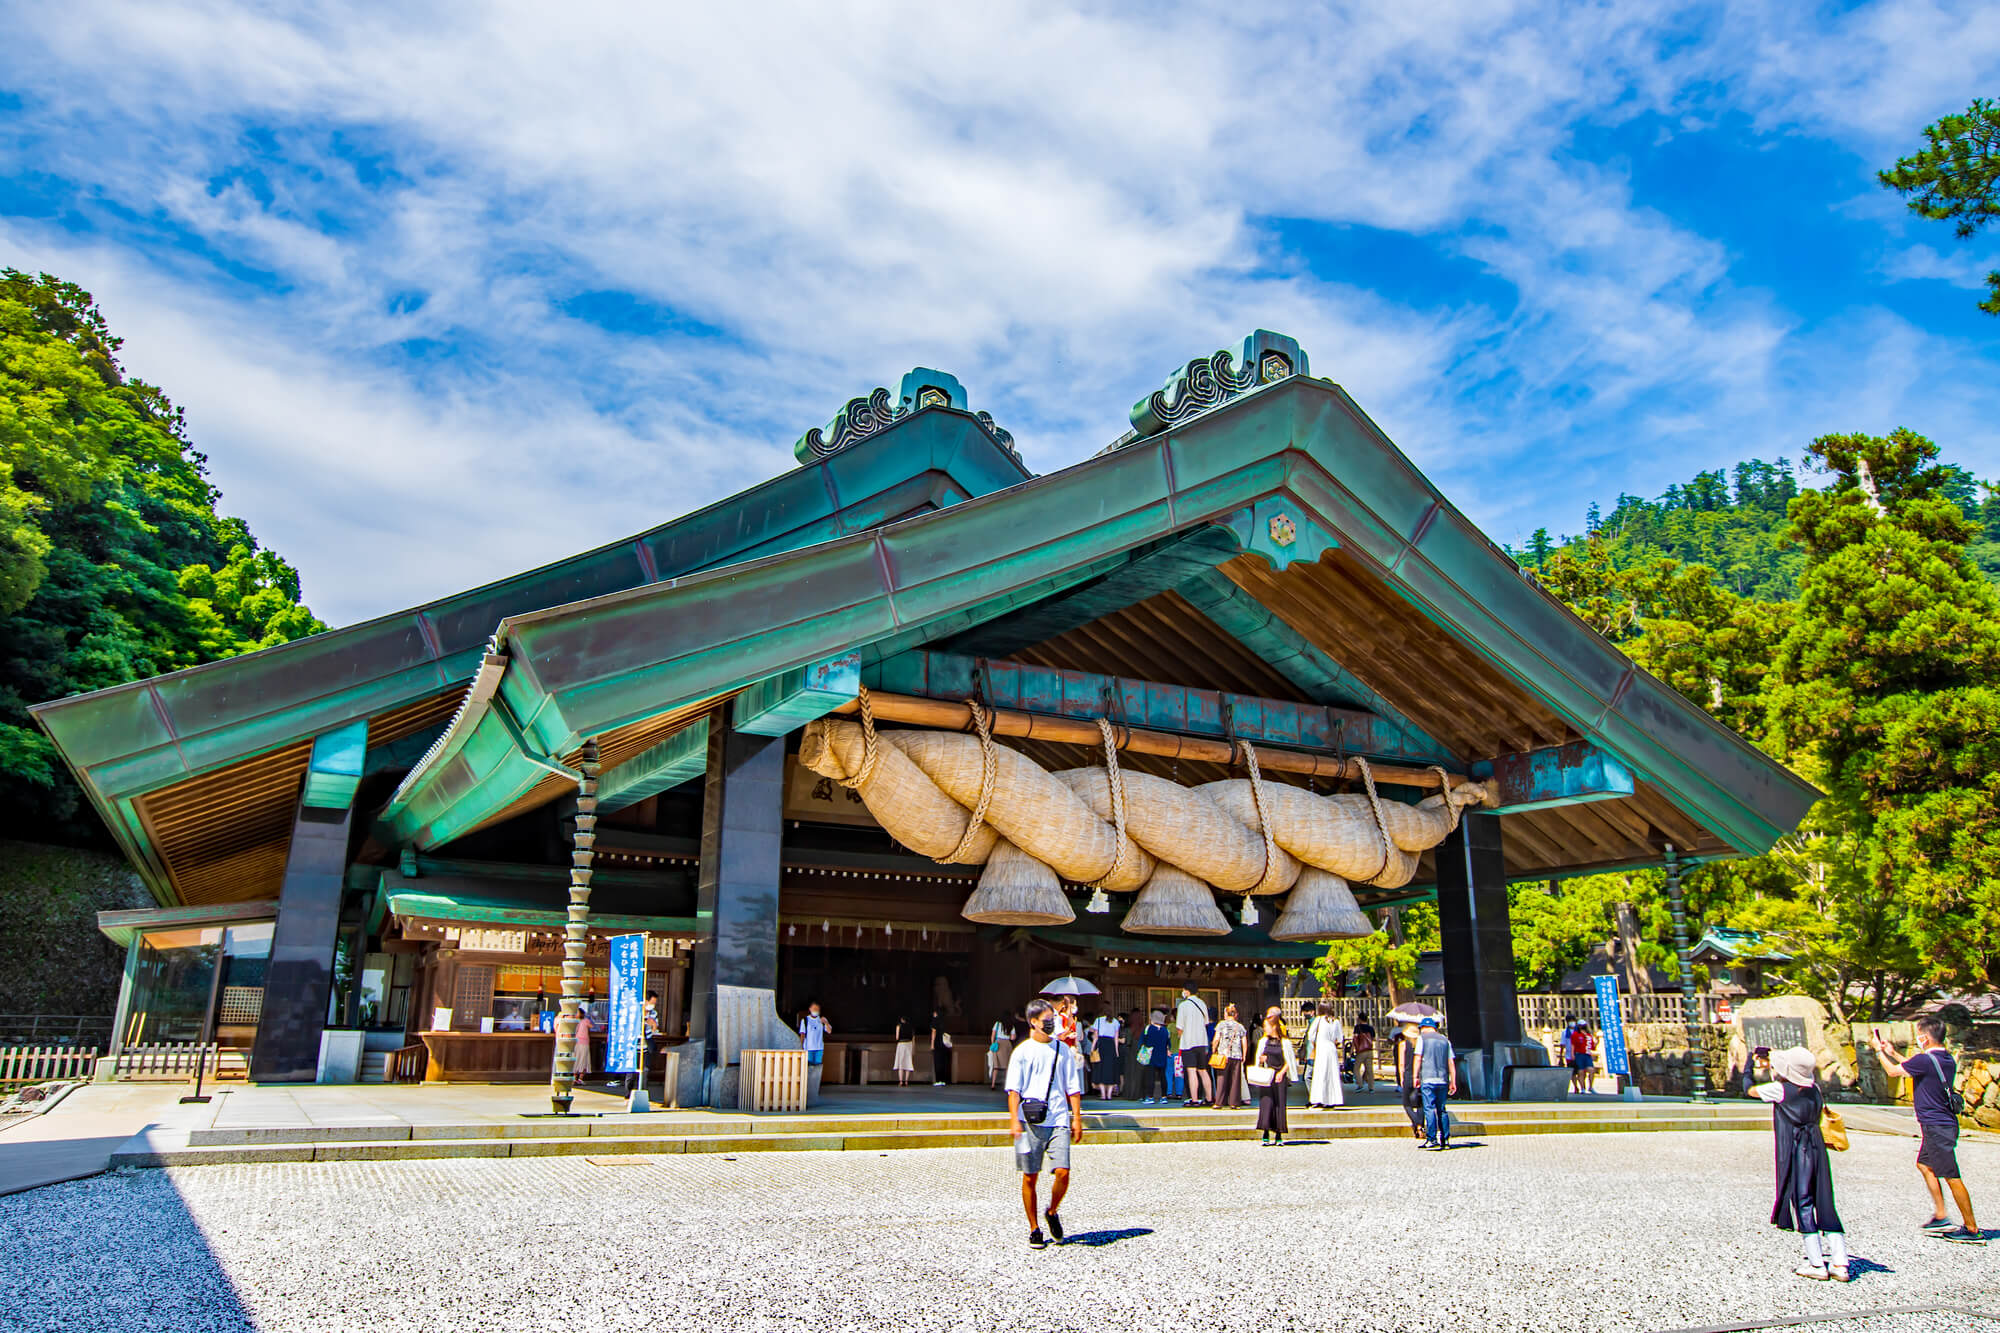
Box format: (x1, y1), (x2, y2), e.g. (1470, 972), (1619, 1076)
(738, 1048), (808, 1112)
(1292, 992), (1727, 1035)
(0, 1045), (100, 1090)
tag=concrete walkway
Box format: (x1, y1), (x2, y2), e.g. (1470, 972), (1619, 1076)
(0, 1083), (192, 1196)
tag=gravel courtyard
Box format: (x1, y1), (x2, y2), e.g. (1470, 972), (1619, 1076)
(2, 1128), (1996, 1333)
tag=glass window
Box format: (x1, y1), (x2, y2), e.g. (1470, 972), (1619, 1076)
(125, 921), (274, 1048)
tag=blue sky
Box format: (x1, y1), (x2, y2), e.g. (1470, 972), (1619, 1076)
(3, 3), (1997, 626)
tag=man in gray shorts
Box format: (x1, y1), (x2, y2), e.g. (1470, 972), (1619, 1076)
(1006, 997), (1086, 1249)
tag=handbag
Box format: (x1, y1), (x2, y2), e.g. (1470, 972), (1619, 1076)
(1137, 1046), (1154, 1066)
(941, 1032), (953, 1049)
(1208, 1051), (1228, 1070)
(1820, 1106), (1849, 1152)
(1245, 1064), (1277, 1087)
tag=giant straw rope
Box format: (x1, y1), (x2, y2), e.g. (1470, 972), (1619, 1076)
(797, 693), (1487, 940)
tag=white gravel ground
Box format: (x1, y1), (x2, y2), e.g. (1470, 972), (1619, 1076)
(1, 1129), (1995, 1333)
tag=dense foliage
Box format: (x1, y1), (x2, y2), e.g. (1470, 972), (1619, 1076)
(0, 270), (323, 840)
(1879, 96), (2000, 316)
(1490, 441), (2000, 1019)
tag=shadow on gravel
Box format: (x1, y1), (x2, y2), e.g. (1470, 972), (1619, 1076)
(0, 1168), (255, 1333)
(1844, 1255), (1896, 1279)
(1061, 1227), (1154, 1248)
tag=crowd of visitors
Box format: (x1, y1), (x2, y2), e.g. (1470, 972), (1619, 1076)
(801, 994), (1986, 1262)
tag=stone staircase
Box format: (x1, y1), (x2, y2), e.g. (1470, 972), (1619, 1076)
(111, 1100), (1767, 1168)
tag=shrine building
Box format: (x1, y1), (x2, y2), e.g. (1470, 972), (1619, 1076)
(32, 331), (1817, 1106)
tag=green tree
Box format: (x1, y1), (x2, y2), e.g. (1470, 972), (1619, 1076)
(1766, 428), (2000, 1000)
(1315, 904), (1438, 996)
(0, 270), (325, 839)
(1879, 97), (2000, 315)
(1507, 874), (1675, 992)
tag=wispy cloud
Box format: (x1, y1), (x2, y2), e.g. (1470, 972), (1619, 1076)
(2, 1), (1996, 622)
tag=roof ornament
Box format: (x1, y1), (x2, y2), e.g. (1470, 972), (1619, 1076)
(794, 366), (1018, 465)
(1124, 330), (1309, 443)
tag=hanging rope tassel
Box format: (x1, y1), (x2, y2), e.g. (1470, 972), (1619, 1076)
(1356, 756), (1393, 884)
(837, 684), (883, 790)
(1091, 715), (1131, 892)
(939, 698), (998, 865)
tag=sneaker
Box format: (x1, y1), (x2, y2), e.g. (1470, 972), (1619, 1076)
(1921, 1216), (1956, 1233)
(1141, 1098), (1155, 1105)
(1044, 1212), (1064, 1243)
(1793, 1263), (1829, 1281)
(1939, 1228), (1987, 1245)
(1829, 1264), (1850, 1283)
(1028, 1228), (1048, 1250)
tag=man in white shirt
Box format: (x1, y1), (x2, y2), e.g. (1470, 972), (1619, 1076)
(1006, 997), (1085, 1249)
(797, 1001), (831, 1069)
(1175, 986), (1214, 1108)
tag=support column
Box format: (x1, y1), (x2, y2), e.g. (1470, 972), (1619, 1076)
(685, 717), (786, 1107)
(1435, 811), (1521, 1089)
(248, 800), (354, 1082)
(549, 739), (599, 1114)
(1665, 843), (1707, 1101)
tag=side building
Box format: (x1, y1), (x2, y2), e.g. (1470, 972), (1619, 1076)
(33, 337), (1818, 1105)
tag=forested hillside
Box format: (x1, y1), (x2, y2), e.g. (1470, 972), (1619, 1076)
(1328, 440), (2000, 1020)
(0, 270), (324, 843)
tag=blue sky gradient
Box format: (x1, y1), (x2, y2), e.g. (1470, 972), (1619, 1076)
(2, 3), (1996, 625)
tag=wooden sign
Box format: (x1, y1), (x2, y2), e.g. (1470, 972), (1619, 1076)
(784, 766), (880, 828)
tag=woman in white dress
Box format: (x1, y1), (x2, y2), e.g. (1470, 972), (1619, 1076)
(1307, 999), (1345, 1107)
(892, 1015), (916, 1086)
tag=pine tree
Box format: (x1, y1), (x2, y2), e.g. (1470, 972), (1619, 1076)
(1766, 428), (2000, 997)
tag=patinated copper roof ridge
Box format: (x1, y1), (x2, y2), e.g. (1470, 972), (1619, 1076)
(386, 375), (1818, 865)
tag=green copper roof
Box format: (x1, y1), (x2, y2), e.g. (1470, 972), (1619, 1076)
(32, 408), (1028, 904)
(382, 374), (1818, 861)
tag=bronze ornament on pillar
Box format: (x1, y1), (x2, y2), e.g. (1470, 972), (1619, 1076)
(550, 738), (600, 1114)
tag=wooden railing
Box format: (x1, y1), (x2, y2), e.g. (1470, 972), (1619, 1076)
(0, 1045), (100, 1089)
(0, 1015), (113, 1047)
(390, 1043), (429, 1084)
(109, 1042), (247, 1081)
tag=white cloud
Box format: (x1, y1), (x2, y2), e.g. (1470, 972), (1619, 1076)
(2, 1), (1997, 621)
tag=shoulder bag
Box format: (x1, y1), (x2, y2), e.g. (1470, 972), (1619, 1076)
(1019, 1044), (1063, 1126)
(1926, 1050), (1967, 1116)
(1244, 1041), (1278, 1086)
(1820, 1105), (1849, 1152)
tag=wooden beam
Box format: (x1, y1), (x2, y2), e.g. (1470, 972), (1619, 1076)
(598, 717), (710, 813)
(830, 690), (1470, 791)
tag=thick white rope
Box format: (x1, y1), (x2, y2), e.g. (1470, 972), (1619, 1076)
(940, 699), (998, 865)
(1091, 716), (1130, 888)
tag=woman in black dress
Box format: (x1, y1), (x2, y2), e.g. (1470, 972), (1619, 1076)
(1249, 1012), (1301, 1146)
(1757, 1046), (1849, 1282)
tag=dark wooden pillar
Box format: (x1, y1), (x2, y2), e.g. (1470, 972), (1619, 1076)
(1435, 811), (1521, 1055)
(685, 718), (786, 1078)
(249, 800), (353, 1082)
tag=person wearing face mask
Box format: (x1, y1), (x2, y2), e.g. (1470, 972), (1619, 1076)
(1006, 998), (1085, 1249)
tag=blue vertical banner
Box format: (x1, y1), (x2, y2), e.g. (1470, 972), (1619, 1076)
(1592, 975), (1630, 1078)
(606, 933), (645, 1075)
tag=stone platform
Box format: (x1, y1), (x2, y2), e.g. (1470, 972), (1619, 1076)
(106, 1082), (1769, 1168)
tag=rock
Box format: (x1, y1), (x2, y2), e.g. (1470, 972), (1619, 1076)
(1730, 995), (1858, 1091)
